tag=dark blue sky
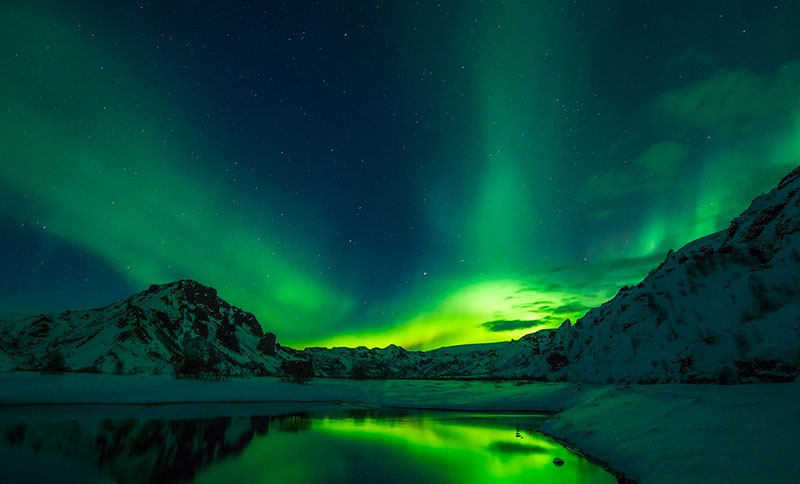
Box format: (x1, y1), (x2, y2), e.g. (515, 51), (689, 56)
(2, 1), (799, 348)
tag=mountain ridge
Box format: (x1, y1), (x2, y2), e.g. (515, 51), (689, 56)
(1, 166), (799, 383)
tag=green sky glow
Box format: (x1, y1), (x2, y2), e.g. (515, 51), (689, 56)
(2, 1), (799, 349)
(0, 4), (353, 341)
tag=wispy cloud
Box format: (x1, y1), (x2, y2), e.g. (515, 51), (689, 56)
(655, 60), (800, 132)
(481, 317), (561, 333)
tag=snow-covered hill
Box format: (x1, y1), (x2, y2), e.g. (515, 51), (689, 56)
(0, 280), (299, 377)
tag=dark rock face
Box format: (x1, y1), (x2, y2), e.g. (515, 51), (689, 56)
(215, 318), (241, 353)
(546, 353), (569, 371)
(182, 281), (222, 317)
(233, 311), (263, 338)
(154, 310), (178, 332)
(258, 332), (277, 356)
(734, 359), (797, 383)
(279, 359), (314, 383)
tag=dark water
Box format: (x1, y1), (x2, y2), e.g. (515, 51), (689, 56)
(0, 405), (617, 483)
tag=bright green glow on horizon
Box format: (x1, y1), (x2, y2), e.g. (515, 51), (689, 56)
(302, 278), (604, 350)
(301, 256), (662, 350)
(194, 414), (616, 484)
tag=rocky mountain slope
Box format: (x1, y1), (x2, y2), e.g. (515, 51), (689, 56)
(545, 165), (800, 383)
(0, 280), (299, 377)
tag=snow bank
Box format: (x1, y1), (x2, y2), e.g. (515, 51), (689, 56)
(540, 382), (800, 484)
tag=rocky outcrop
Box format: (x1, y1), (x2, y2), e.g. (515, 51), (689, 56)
(258, 332), (278, 356)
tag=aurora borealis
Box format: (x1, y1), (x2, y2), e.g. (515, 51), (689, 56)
(1, 1), (799, 350)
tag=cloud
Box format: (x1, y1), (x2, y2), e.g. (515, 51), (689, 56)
(655, 60), (800, 131)
(550, 301), (592, 315)
(481, 317), (561, 333)
(541, 253), (666, 294)
(583, 140), (689, 201)
(634, 141), (688, 173)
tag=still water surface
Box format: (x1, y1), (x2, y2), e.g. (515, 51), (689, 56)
(0, 406), (617, 483)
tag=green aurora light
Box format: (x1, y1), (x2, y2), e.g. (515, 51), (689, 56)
(2, 2), (799, 349)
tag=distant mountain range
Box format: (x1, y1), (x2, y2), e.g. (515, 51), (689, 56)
(2, 166), (799, 384)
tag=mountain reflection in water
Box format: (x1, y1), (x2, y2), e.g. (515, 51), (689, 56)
(0, 407), (618, 484)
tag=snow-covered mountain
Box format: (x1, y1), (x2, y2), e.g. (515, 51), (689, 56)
(305, 166), (800, 383)
(303, 342), (518, 379)
(0, 280), (300, 377)
(548, 165), (800, 383)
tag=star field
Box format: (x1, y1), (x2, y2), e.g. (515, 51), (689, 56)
(1, 1), (799, 349)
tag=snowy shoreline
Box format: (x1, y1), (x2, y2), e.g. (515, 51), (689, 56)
(1, 373), (798, 484)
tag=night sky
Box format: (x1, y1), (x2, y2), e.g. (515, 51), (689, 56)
(2, 1), (799, 349)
